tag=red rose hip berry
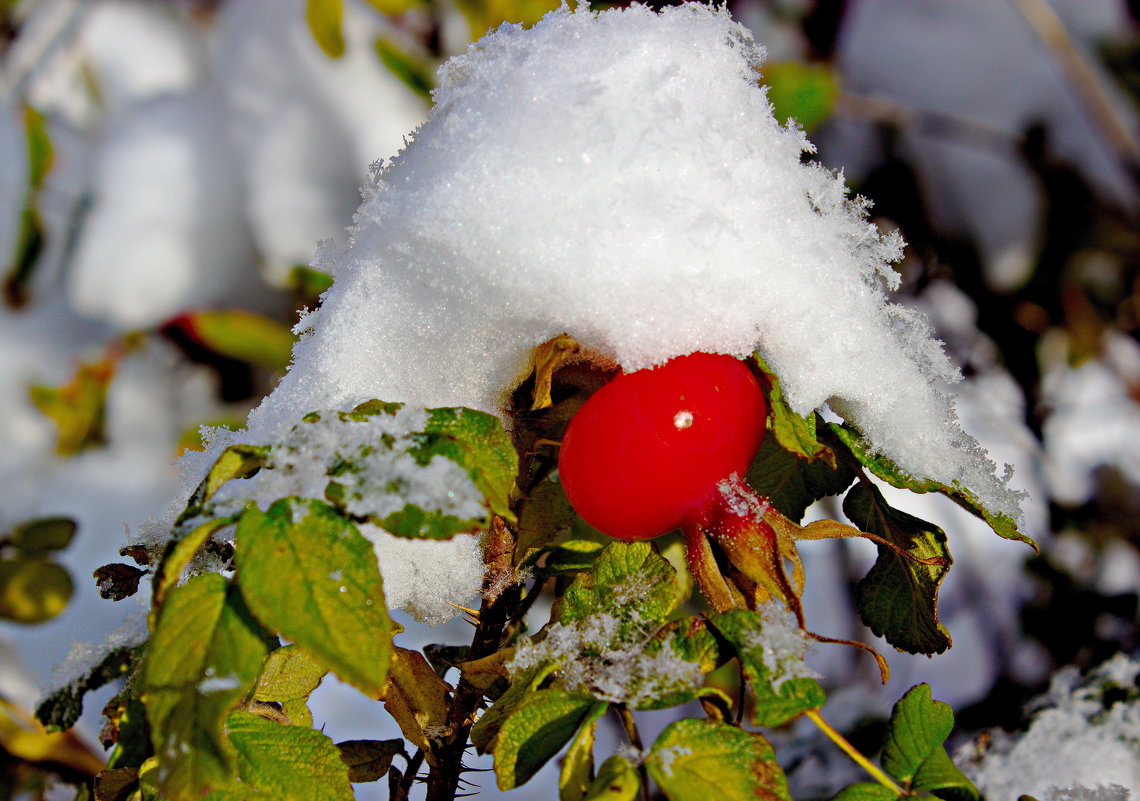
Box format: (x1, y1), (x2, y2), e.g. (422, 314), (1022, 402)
(557, 352), (768, 540)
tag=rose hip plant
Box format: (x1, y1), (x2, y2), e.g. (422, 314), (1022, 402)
(37, 336), (1033, 801)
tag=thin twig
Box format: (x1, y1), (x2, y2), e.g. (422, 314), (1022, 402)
(1009, 0), (1140, 167)
(615, 706), (652, 801)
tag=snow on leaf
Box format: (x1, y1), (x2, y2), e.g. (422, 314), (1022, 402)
(561, 541), (682, 626)
(234, 498), (392, 698)
(243, 1), (1020, 534)
(645, 719), (790, 801)
(709, 607), (824, 728)
(828, 422), (1033, 549)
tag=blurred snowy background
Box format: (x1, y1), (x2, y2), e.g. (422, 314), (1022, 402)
(0, 0), (1137, 798)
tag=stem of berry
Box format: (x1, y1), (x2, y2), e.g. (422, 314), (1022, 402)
(805, 708), (904, 796)
(681, 475), (804, 619)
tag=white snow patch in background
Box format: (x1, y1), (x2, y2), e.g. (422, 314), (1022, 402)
(964, 654), (1140, 801)
(239, 2), (1021, 523)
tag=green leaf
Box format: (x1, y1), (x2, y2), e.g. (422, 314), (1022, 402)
(4, 104), (53, 307)
(225, 711), (354, 799)
(0, 559), (72, 623)
(540, 539), (605, 575)
(413, 406), (518, 523)
(363, 0), (423, 14)
(335, 739), (404, 783)
(882, 684), (977, 800)
(753, 355), (834, 465)
(3, 517), (76, 554)
(154, 517), (236, 609)
(235, 498), (393, 698)
(253, 645), (326, 703)
(23, 104), (53, 188)
(470, 662), (556, 753)
(179, 310), (297, 371)
(37, 645), (139, 732)
(843, 483), (953, 655)
(761, 62), (840, 132)
(827, 423), (1035, 549)
(453, 0), (560, 38)
(381, 646), (452, 753)
(288, 265), (334, 302)
(314, 402), (517, 539)
(708, 609), (824, 727)
(746, 435), (857, 522)
(517, 478), (577, 561)
(306, 0), (345, 58)
(27, 355), (114, 456)
(646, 719), (790, 801)
(831, 782), (899, 801)
(585, 754), (640, 801)
(492, 691), (601, 790)
(373, 38), (434, 103)
(559, 703), (606, 801)
(143, 574), (269, 800)
(182, 444), (270, 520)
(562, 540), (681, 626)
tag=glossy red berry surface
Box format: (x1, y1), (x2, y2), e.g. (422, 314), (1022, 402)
(558, 352), (768, 540)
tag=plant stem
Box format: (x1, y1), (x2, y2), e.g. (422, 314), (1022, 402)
(804, 708), (905, 796)
(615, 706), (652, 801)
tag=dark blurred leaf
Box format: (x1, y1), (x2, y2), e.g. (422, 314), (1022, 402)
(3, 517), (76, 554)
(4, 104), (53, 308)
(0, 559), (72, 622)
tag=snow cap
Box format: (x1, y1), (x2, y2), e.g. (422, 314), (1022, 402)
(245, 1), (1021, 519)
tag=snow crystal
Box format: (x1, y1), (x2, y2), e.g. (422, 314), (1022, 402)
(508, 613), (704, 708)
(653, 744), (692, 777)
(210, 404), (484, 523)
(240, 1), (1021, 521)
(47, 612), (148, 695)
(1046, 785), (1131, 801)
(965, 654), (1140, 801)
(745, 601), (820, 689)
(359, 523), (484, 625)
